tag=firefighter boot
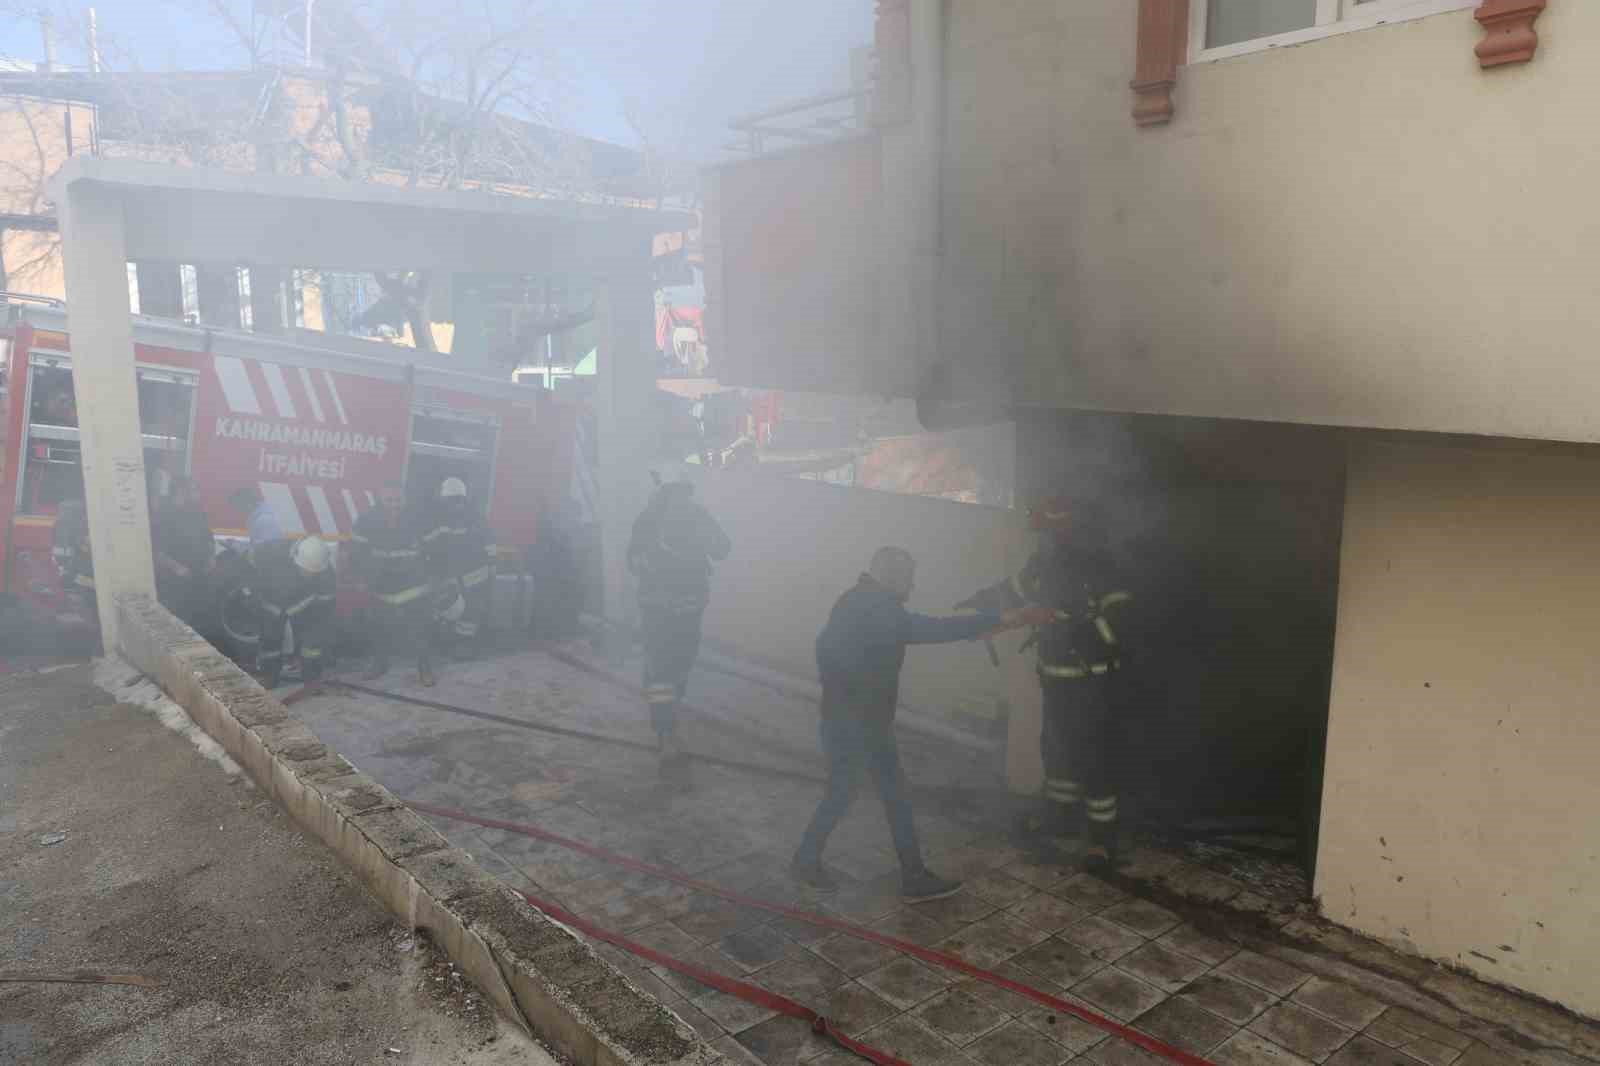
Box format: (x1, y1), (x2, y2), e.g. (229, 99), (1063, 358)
(418, 657), (437, 688)
(1084, 796), (1120, 871)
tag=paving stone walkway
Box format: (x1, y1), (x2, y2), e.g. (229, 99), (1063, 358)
(290, 645), (1594, 1066)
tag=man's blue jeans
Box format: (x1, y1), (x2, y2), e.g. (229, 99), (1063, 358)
(795, 716), (925, 875)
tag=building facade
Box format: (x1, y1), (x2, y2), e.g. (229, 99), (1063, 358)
(706, 0), (1598, 1019)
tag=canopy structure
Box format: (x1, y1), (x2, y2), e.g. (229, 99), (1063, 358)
(51, 157), (684, 647)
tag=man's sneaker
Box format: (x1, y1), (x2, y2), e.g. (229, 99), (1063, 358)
(901, 870), (963, 904)
(789, 860), (840, 894)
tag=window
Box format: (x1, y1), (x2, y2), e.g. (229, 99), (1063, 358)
(405, 407), (498, 515)
(1192, 0), (1477, 59)
(17, 358), (196, 516)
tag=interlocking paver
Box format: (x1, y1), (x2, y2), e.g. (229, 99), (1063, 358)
(859, 954), (954, 1010)
(872, 907), (967, 948)
(1176, 973), (1279, 1026)
(1133, 995), (1240, 1054)
(938, 912), (1050, 969)
(967, 872), (1039, 907)
(1451, 1044), (1516, 1066)
(695, 987), (781, 1034)
(816, 981), (900, 1035)
(1003, 860), (1075, 892)
(1008, 892), (1091, 934)
(809, 932), (901, 977)
(1059, 915), (1149, 962)
(1364, 1008), (1472, 1052)
(1292, 978), (1387, 1031)
(1011, 936), (1106, 986)
(1116, 941), (1213, 993)
(715, 1033), (770, 1066)
(756, 952), (852, 1003)
(1249, 1003), (1356, 1062)
(718, 925), (802, 972)
(1326, 1035), (1441, 1066)
(858, 1015), (977, 1066)
(669, 998), (731, 1042)
(1218, 951), (1314, 997)
(1084, 1034), (1174, 1066)
(1072, 967), (1169, 1021)
(736, 1014), (813, 1066)
(1056, 874), (1130, 911)
(911, 988), (1012, 1046)
(1159, 925), (1241, 967)
(1213, 1029), (1318, 1066)
(1102, 899), (1182, 938)
(965, 1020), (1074, 1066)
(910, 890), (1001, 928)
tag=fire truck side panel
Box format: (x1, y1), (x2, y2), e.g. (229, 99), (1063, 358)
(194, 355), (410, 541)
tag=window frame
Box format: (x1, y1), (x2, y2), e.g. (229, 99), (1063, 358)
(1188, 0), (1479, 64)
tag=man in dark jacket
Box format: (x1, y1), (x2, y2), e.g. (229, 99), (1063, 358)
(792, 546), (1053, 903)
(627, 479), (731, 774)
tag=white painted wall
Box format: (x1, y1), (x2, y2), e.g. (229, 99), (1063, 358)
(1319, 437), (1600, 1018)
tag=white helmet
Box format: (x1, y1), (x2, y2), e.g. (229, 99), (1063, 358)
(439, 477), (468, 499)
(292, 535), (332, 575)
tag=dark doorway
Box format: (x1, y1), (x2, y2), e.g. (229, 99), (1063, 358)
(1017, 411), (1346, 890)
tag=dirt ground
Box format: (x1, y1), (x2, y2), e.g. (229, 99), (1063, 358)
(0, 663), (553, 1066)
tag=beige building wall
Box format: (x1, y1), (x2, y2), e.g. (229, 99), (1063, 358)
(1319, 436), (1600, 1017)
(935, 1), (1600, 445)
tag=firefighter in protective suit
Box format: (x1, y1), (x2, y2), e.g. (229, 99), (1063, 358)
(627, 478), (731, 773)
(353, 481), (435, 686)
(253, 535), (336, 688)
(961, 497), (1136, 869)
(423, 477), (496, 657)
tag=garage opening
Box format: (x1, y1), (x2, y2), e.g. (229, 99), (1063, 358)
(1018, 410), (1347, 891)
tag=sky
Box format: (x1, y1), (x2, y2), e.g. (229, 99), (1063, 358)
(0, 1), (873, 162)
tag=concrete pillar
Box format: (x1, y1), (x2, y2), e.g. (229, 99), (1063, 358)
(59, 179), (155, 650)
(594, 247), (659, 644)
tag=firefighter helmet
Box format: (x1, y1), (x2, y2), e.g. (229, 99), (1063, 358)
(292, 535), (332, 575)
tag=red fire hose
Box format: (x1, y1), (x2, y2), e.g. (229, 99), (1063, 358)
(411, 801), (1216, 1066)
(526, 893), (912, 1066)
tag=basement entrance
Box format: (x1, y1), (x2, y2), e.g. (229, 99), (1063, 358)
(1017, 411), (1347, 891)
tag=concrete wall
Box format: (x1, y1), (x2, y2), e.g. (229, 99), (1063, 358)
(928, 1), (1600, 445)
(682, 466), (1043, 755)
(1318, 437), (1600, 1017)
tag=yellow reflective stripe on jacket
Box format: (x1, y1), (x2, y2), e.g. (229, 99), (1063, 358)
(1094, 617), (1118, 646)
(1098, 590), (1132, 610)
(378, 585), (428, 606)
(1038, 660), (1119, 680)
(284, 593), (320, 617)
(73, 573), (96, 589)
(460, 566), (492, 588)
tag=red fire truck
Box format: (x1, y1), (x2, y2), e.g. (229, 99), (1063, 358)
(0, 301), (583, 625)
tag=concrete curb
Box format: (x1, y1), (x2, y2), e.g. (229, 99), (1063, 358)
(115, 593), (724, 1066)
